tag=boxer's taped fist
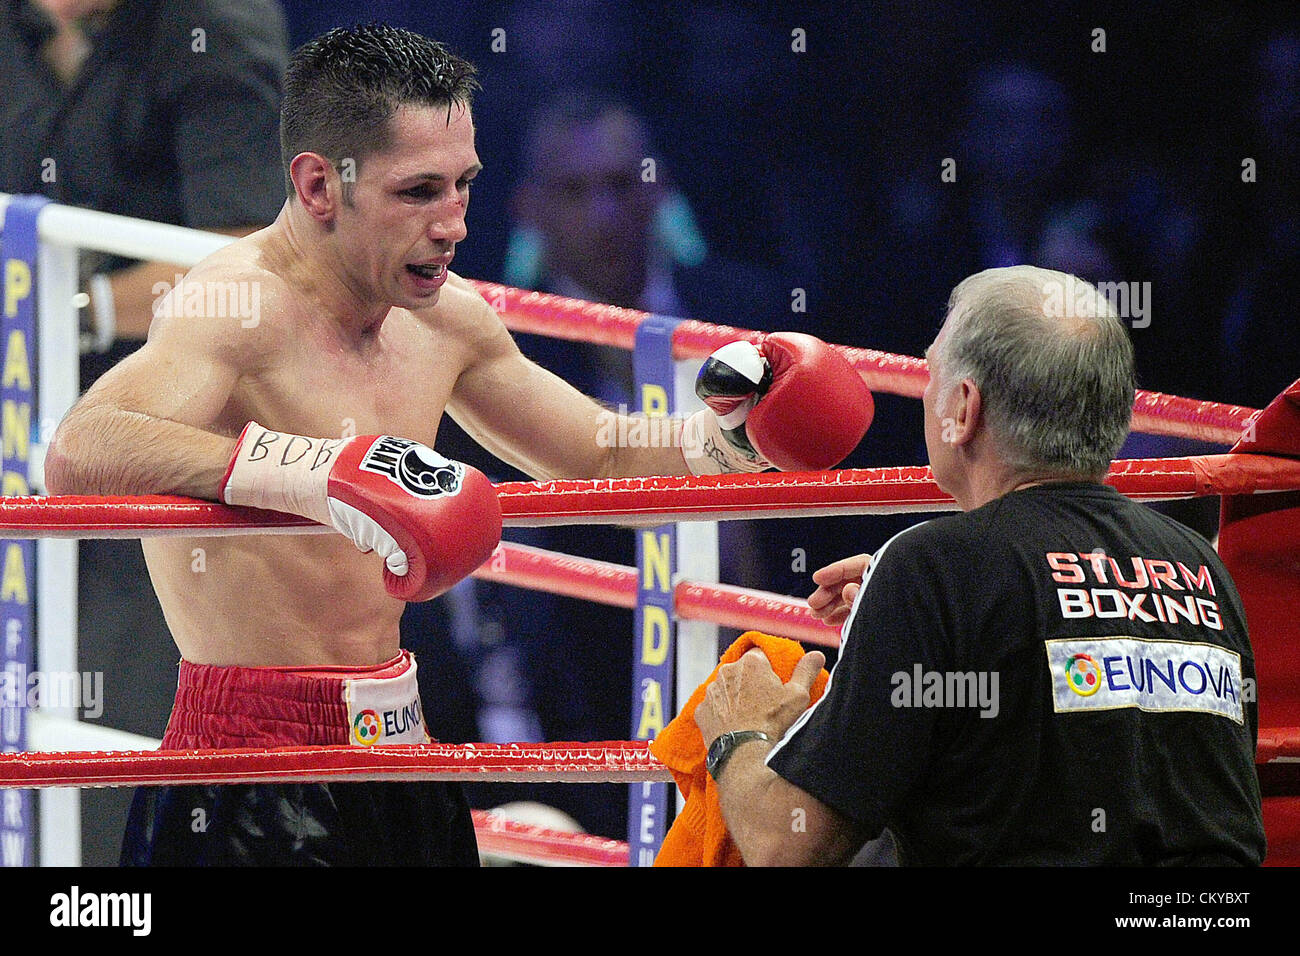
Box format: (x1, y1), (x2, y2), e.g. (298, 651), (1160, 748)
(219, 423), (502, 602)
(683, 334), (873, 474)
(683, 340), (774, 474)
(748, 332), (874, 471)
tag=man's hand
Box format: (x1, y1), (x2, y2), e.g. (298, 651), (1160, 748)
(807, 553), (872, 627)
(695, 648), (826, 749)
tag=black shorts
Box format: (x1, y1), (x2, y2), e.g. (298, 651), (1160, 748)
(120, 780), (479, 866)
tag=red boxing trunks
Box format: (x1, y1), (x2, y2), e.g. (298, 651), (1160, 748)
(121, 651), (478, 867)
(160, 650), (432, 748)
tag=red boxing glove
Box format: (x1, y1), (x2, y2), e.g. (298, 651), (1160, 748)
(219, 423), (502, 602)
(747, 332), (874, 471)
(684, 333), (873, 473)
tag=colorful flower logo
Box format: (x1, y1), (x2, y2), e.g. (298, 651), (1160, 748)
(1064, 653), (1103, 697)
(352, 709), (382, 745)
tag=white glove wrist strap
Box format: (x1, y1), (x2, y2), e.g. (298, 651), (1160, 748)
(222, 422), (345, 525)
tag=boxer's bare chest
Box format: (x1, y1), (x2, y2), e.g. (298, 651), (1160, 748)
(220, 307), (466, 448)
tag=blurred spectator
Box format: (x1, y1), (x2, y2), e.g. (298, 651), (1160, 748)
(0, 0), (287, 386)
(1031, 162), (1207, 401)
(507, 90), (787, 402)
(960, 64), (1075, 266)
(850, 61), (1086, 392)
(654, 5), (833, 300)
(0, 0), (287, 864)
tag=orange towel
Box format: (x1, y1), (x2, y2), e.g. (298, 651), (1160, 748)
(651, 631), (830, 867)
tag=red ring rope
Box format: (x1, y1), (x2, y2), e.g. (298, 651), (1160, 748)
(472, 541), (841, 646)
(470, 810), (629, 867)
(2, 733), (1296, 791)
(469, 280), (1258, 445)
(5, 454), (1299, 538)
(0, 742), (670, 789)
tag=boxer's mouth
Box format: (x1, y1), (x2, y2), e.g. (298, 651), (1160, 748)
(406, 263), (447, 279)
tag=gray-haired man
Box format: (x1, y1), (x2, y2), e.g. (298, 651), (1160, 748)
(696, 265), (1266, 866)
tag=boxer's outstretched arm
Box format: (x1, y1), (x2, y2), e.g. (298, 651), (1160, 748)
(446, 295), (690, 481)
(44, 304), (251, 499)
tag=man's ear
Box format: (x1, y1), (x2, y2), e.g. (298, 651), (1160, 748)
(949, 379), (982, 448)
(289, 152), (341, 222)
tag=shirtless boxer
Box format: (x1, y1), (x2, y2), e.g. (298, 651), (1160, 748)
(44, 25), (871, 865)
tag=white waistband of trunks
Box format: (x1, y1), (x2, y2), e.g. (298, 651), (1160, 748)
(343, 655), (431, 746)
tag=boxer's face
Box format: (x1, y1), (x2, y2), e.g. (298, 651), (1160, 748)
(337, 103), (481, 310)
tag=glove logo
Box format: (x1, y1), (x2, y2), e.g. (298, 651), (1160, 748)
(352, 709), (382, 745)
(360, 436), (464, 498)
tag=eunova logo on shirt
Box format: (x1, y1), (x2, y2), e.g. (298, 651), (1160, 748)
(1045, 637), (1244, 724)
(1045, 551), (1223, 630)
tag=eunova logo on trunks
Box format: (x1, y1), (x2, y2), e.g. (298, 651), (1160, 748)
(360, 436), (464, 499)
(352, 709), (382, 745)
(348, 697), (423, 743)
(346, 663), (428, 746)
(351, 699), (425, 746)
(1046, 551), (1222, 629)
(1045, 637), (1244, 724)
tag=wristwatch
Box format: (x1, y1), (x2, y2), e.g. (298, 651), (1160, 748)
(76, 252), (117, 354)
(706, 730), (772, 781)
(75, 273), (115, 354)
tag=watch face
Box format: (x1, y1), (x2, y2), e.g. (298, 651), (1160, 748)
(707, 733), (728, 770)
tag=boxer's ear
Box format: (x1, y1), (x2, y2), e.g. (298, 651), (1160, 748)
(289, 152), (340, 222)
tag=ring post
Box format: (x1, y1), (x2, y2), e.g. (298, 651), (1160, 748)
(672, 353), (720, 796)
(629, 314), (680, 865)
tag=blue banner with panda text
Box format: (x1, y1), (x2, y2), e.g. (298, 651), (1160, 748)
(627, 313), (680, 866)
(0, 195), (47, 867)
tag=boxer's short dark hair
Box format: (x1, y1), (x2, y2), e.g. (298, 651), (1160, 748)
(280, 24), (479, 200)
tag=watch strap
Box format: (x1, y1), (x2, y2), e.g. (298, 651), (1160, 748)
(706, 729), (772, 781)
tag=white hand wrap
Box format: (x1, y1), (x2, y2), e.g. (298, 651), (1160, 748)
(680, 408), (771, 476)
(220, 422), (343, 526)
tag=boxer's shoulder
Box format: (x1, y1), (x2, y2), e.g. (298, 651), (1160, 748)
(140, 285), (286, 404)
(149, 239), (298, 360)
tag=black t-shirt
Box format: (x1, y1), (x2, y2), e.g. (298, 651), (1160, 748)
(767, 482), (1266, 865)
(0, 0), (288, 387)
